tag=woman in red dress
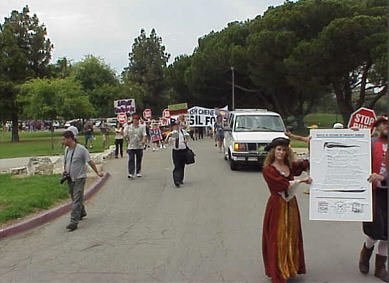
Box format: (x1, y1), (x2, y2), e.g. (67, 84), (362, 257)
(262, 137), (311, 283)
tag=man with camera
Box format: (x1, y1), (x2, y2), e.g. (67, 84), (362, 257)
(61, 131), (104, 231)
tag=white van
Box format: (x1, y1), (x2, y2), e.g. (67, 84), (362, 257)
(224, 109), (287, 170)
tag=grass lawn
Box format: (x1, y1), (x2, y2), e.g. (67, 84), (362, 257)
(288, 113), (345, 139)
(303, 113), (344, 128)
(0, 174), (69, 223)
(0, 130), (115, 159)
(290, 140), (308, 148)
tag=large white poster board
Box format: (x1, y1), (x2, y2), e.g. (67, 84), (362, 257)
(309, 129), (372, 221)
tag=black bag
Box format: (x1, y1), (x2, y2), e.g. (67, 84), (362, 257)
(185, 146), (195, 165)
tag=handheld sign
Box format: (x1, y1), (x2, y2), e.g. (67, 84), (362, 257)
(168, 103), (188, 116)
(348, 107), (376, 133)
(114, 99), (136, 114)
(162, 109), (171, 119)
(143, 109), (152, 120)
(117, 113), (127, 123)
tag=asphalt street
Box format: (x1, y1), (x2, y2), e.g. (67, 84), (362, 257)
(0, 139), (381, 283)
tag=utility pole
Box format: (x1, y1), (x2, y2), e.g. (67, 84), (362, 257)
(231, 66), (235, 111)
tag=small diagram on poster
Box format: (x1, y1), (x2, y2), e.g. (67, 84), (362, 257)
(309, 129), (372, 221)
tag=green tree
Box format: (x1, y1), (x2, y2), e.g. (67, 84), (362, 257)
(123, 29), (170, 114)
(20, 77), (95, 147)
(0, 6), (53, 141)
(287, 13), (387, 122)
(72, 55), (119, 117)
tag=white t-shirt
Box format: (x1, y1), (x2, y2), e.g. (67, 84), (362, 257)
(170, 129), (189, 150)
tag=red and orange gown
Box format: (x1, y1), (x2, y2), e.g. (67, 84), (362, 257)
(262, 160), (309, 283)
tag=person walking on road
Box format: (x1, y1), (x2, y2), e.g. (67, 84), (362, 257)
(214, 115), (224, 153)
(124, 115), (147, 178)
(165, 122), (190, 188)
(261, 137), (311, 283)
(359, 116), (388, 282)
(61, 131), (104, 231)
(114, 121), (124, 158)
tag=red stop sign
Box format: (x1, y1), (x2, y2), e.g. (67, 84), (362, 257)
(143, 109), (152, 120)
(162, 109), (171, 119)
(348, 107), (376, 132)
(117, 113), (127, 123)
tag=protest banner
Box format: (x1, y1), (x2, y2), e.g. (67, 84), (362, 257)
(114, 99), (136, 114)
(188, 106), (216, 127)
(309, 129), (372, 221)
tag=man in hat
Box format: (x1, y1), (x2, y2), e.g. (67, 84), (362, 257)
(165, 121), (190, 188)
(124, 115), (147, 178)
(359, 115), (388, 282)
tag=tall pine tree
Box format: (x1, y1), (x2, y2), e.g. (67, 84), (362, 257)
(123, 29), (170, 114)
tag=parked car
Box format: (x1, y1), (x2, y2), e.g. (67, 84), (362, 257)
(106, 117), (118, 128)
(223, 109), (287, 170)
(64, 119), (80, 128)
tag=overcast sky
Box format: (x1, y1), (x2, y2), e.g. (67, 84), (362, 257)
(1, 0), (285, 73)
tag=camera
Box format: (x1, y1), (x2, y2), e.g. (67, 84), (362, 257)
(60, 172), (71, 184)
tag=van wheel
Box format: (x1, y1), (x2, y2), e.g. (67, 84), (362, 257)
(228, 151), (238, 170)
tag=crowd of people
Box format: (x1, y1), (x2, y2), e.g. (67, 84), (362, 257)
(60, 112), (388, 282)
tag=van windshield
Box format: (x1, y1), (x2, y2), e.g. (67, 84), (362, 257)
(234, 115), (285, 132)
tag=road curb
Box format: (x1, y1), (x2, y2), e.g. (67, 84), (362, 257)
(0, 172), (111, 240)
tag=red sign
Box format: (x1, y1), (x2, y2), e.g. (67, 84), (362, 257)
(117, 113), (127, 123)
(143, 109), (152, 120)
(348, 107), (376, 132)
(162, 109), (171, 119)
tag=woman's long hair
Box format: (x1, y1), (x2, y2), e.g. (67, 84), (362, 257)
(263, 146), (294, 168)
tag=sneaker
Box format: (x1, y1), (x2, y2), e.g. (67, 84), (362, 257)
(128, 174), (134, 178)
(174, 183), (180, 188)
(152, 148), (156, 152)
(66, 223), (78, 231)
(136, 173), (142, 177)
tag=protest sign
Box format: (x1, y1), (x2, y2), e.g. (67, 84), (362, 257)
(188, 106), (216, 127)
(168, 103), (188, 115)
(309, 129), (372, 221)
(348, 107), (376, 133)
(143, 109), (152, 120)
(117, 113), (127, 123)
(114, 99), (136, 114)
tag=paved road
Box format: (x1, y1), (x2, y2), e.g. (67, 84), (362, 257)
(0, 139), (380, 283)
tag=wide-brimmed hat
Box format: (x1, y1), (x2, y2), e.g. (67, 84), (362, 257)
(265, 137), (290, 152)
(373, 116), (388, 128)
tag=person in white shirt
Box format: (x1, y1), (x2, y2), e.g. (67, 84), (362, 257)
(114, 122), (124, 158)
(165, 122), (190, 188)
(124, 115), (147, 178)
